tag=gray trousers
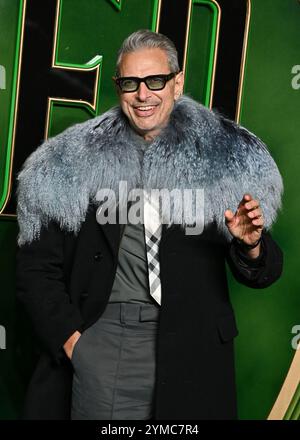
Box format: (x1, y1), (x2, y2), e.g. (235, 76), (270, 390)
(71, 302), (159, 420)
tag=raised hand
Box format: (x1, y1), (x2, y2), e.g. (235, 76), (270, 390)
(224, 193), (264, 247)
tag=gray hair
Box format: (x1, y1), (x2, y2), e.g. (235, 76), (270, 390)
(115, 29), (180, 76)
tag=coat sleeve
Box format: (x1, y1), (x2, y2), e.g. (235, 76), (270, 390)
(16, 221), (84, 364)
(226, 230), (283, 289)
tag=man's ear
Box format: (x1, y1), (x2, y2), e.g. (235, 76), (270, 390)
(174, 71), (184, 100)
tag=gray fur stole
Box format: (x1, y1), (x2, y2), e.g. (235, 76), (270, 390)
(17, 95), (283, 245)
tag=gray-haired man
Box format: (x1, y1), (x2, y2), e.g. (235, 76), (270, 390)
(17, 30), (283, 420)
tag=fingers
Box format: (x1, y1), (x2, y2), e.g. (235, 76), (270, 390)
(237, 193), (252, 208)
(244, 198), (260, 211)
(243, 193), (252, 202)
(226, 194), (264, 227)
(224, 209), (235, 222)
(252, 217), (264, 228)
(238, 193), (257, 209)
(242, 194), (264, 228)
(247, 208), (262, 219)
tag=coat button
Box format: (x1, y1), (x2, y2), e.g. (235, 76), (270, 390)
(80, 292), (89, 301)
(94, 251), (103, 262)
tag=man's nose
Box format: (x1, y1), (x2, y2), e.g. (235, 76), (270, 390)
(136, 81), (151, 100)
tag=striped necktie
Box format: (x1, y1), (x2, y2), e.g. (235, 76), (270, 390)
(143, 191), (162, 305)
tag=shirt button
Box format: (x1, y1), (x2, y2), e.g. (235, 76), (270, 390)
(94, 252), (103, 261)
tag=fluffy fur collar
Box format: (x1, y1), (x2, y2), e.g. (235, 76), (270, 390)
(17, 95), (283, 245)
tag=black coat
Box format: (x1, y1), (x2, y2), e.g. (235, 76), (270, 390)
(16, 205), (283, 420)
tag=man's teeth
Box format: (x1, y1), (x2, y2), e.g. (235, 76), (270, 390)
(136, 106), (155, 111)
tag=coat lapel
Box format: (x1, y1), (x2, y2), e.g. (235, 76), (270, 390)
(100, 222), (121, 258)
(84, 205), (121, 258)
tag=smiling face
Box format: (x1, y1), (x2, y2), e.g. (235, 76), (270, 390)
(117, 47), (184, 141)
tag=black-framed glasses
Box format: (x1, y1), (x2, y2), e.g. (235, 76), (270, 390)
(114, 72), (178, 93)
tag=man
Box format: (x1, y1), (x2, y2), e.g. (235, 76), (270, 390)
(16, 30), (283, 420)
